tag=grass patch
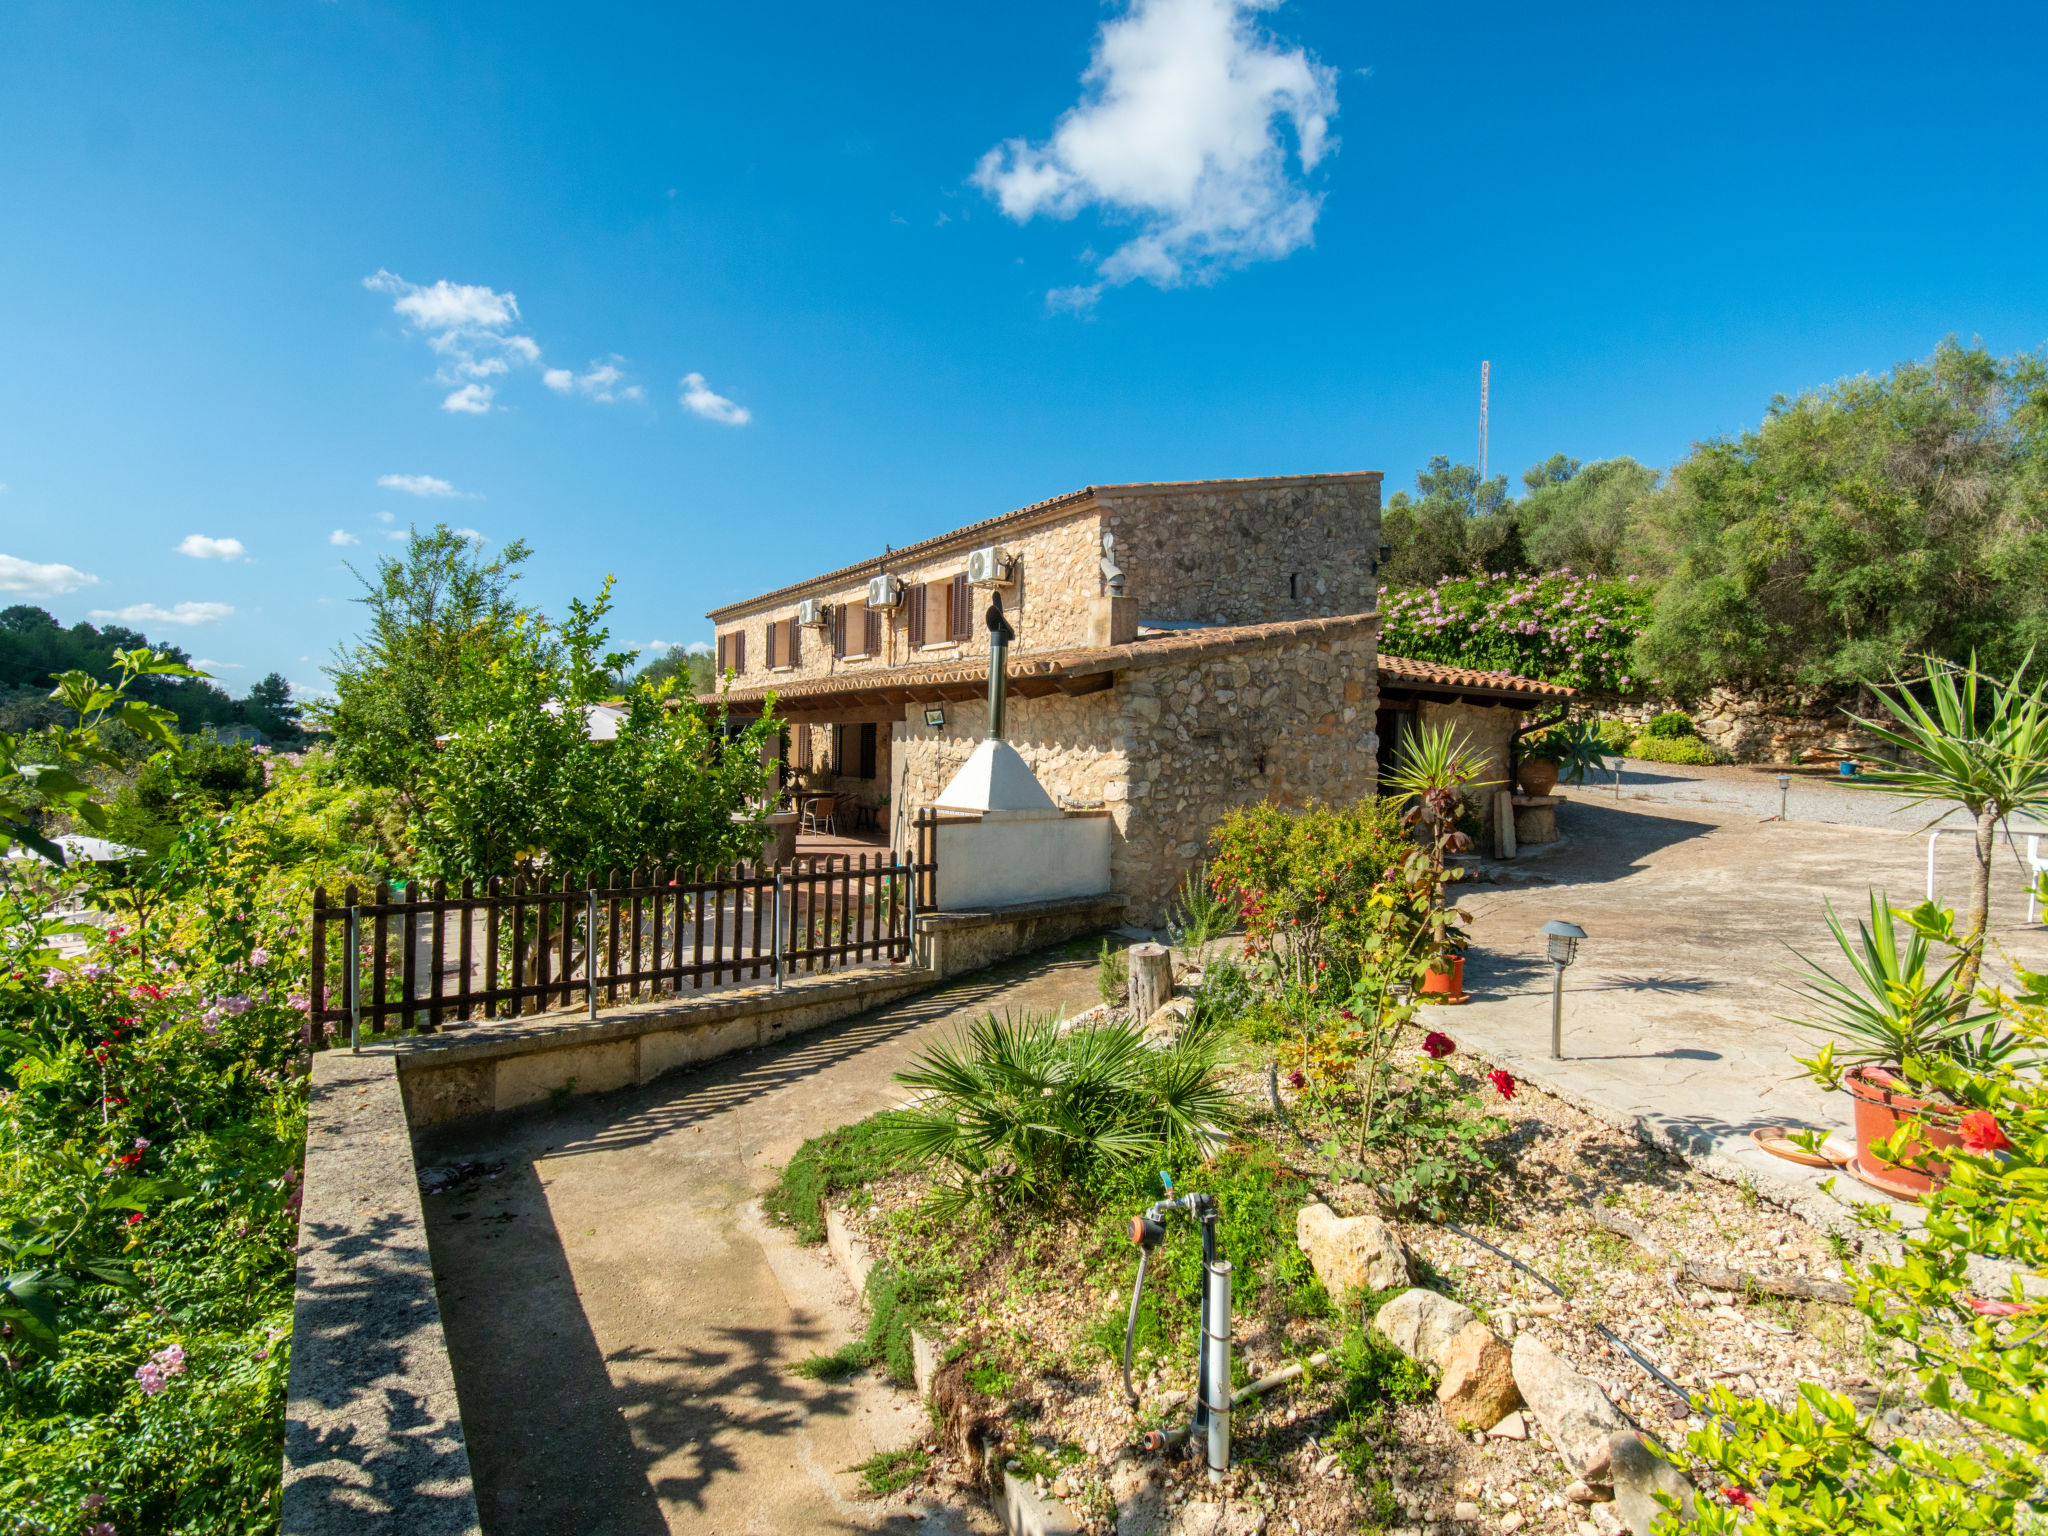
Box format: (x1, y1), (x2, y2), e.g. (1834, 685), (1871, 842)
(764, 1113), (908, 1244)
(1323, 1318), (1436, 1493)
(792, 1339), (872, 1381)
(848, 1445), (929, 1497)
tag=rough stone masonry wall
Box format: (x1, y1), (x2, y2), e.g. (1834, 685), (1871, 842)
(1101, 475), (1382, 629)
(1114, 633), (1380, 924)
(1580, 687), (1892, 765)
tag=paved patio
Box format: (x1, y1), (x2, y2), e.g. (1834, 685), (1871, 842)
(415, 941), (1102, 1536)
(1436, 777), (2048, 1229)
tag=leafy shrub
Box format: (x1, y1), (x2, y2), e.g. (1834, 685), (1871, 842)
(886, 1011), (1238, 1211)
(1378, 569), (1653, 692)
(1644, 709), (1698, 739)
(1346, 1059), (1509, 1220)
(1097, 938), (1128, 1008)
(1594, 718), (1633, 753)
(764, 1114), (909, 1244)
(1323, 1318), (1436, 1503)
(1627, 733), (1717, 765)
(1521, 721), (1614, 785)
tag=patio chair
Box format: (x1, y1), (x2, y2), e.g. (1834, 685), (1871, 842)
(800, 794), (838, 837)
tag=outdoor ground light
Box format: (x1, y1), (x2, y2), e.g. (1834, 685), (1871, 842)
(1777, 773), (1790, 820)
(1541, 919), (1587, 1059)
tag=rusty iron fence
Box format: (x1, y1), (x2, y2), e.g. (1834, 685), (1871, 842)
(308, 812), (940, 1047)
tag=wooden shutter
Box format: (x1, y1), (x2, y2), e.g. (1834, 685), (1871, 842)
(950, 573), (971, 640)
(764, 622), (777, 669)
(833, 604), (846, 658)
(858, 722), (877, 780)
(716, 634), (726, 674)
(795, 723), (811, 770)
(734, 631), (746, 674)
(863, 605), (881, 657)
(832, 723), (845, 769)
(906, 584), (926, 648)
(787, 618), (800, 667)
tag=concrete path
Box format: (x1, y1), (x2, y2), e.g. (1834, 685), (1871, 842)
(1439, 789), (2048, 1228)
(415, 943), (1103, 1536)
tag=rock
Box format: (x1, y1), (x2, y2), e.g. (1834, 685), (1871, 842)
(1168, 1501), (1266, 1536)
(1564, 1482), (1599, 1504)
(1513, 1336), (1628, 1483)
(1298, 1203), (1411, 1297)
(1590, 1503), (1627, 1536)
(1452, 1501), (1482, 1523)
(1142, 997), (1196, 1038)
(1435, 1322), (1522, 1429)
(1373, 1288), (1476, 1364)
(1111, 1459), (1167, 1536)
(1500, 1516), (1527, 1535)
(1606, 1431), (1697, 1536)
(1487, 1410), (1529, 1440)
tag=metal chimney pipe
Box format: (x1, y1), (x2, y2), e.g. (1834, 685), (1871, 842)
(985, 592), (1014, 742)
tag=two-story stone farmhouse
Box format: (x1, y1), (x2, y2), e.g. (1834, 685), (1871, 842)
(701, 474), (1570, 923)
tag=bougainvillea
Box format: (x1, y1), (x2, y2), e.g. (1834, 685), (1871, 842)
(1377, 570), (1653, 692)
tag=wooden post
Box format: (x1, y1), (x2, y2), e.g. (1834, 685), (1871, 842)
(1128, 942), (1173, 1023)
(1494, 789), (1518, 860)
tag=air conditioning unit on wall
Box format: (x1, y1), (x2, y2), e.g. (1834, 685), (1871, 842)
(966, 546), (1013, 587)
(795, 598), (829, 627)
(866, 573), (903, 609)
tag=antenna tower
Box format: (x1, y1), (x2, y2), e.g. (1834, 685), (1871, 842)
(1478, 360), (1490, 486)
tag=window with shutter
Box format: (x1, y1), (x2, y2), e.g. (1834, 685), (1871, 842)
(840, 600), (869, 656)
(716, 634), (726, 674)
(794, 723), (811, 770)
(906, 584), (926, 648)
(734, 631), (746, 674)
(863, 605), (881, 657)
(764, 622), (777, 669)
(950, 573), (971, 640)
(833, 605), (846, 658)
(787, 618), (800, 667)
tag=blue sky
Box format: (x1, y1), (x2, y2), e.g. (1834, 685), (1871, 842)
(2, 0), (2044, 697)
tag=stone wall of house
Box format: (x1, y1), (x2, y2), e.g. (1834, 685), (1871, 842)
(889, 630), (1380, 926)
(1101, 475), (1382, 629)
(711, 474), (1385, 692)
(1413, 699), (1519, 807)
(1579, 688), (1890, 764)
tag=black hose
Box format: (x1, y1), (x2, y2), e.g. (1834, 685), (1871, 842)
(1120, 1248), (1150, 1412)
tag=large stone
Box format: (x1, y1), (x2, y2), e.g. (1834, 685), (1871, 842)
(1511, 1336), (1629, 1484)
(1372, 1287), (1476, 1364)
(1298, 1203), (1411, 1299)
(1169, 1502), (1267, 1536)
(1606, 1431), (1696, 1536)
(1435, 1321), (1522, 1429)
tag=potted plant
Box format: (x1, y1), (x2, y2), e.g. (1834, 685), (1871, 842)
(1383, 722), (1497, 1001)
(1791, 894), (2022, 1198)
(1517, 721), (1613, 797)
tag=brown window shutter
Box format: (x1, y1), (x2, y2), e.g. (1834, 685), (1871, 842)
(833, 604), (846, 658)
(950, 573), (971, 640)
(906, 584), (925, 648)
(716, 634), (727, 675)
(864, 605), (881, 657)
(764, 623), (777, 669)
(788, 619), (800, 666)
(735, 631), (746, 674)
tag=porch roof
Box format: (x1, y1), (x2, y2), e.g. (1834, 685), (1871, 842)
(699, 612), (1573, 719)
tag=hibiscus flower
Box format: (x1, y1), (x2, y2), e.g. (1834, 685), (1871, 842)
(1958, 1109), (2013, 1154)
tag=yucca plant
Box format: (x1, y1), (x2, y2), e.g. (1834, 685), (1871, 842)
(1851, 653), (2048, 993)
(1787, 892), (2014, 1080)
(884, 1009), (1239, 1210)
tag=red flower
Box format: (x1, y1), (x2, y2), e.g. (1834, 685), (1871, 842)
(1963, 1296), (2029, 1317)
(1286, 1071), (1306, 1089)
(1423, 1031), (1456, 1059)
(1339, 1009), (1357, 1022)
(125, 1213), (145, 1227)
(1958, 1110), (2013, 1154)
(1721, 1487), (1756, 1509)
(1486, 1069), (1517, 1101)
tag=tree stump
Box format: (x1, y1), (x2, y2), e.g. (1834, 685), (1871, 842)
(1128, 942), (1173, 1023)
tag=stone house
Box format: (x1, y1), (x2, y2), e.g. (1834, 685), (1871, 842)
(702, 474), (1570, 923)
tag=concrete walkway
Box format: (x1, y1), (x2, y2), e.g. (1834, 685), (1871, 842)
(415, 942), (1103, 1536)
(1438, 789), (2048, 1230)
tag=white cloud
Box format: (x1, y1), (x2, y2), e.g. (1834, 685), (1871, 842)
(195, 659), (245, 669)
(177, 534), (249, 562)
(377, 473), (469, 498)
(329, 529), (360, 546)
(0, 554), (96, 596)
(385, 530), (408, 542)
(680, 372), (751, 425)
(363, 269), (544, 415)
(685, 640), (713, 656)
(972, 0), (1338, 302)
(376, 510), (395, 523)
(546, 357), (643, 403)
(451, 527), (486, 543)
(88, 601), (233, 626)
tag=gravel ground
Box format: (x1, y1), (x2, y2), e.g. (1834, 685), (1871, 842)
(1595, 758), (2048, 837)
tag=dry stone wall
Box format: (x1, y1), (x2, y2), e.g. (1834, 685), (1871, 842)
(1582, 688), (1891, 764)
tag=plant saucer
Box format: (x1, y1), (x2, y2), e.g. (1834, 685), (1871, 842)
(1751, 1125), (1851, 1168)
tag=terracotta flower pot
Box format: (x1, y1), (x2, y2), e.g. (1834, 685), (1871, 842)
(1845, 1065), (1965, 1200)
(1420, 954), (1467, 1003)
(1516, 758), (1560, 797)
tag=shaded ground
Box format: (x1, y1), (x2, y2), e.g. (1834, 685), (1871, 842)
(1443, 790), (2048, 1219)
(417, 942), (1104, 1536)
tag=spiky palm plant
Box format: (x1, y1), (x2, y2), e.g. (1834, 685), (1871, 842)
(1850, 654), (2048, 993)
(884, 1009), (1238, 1210)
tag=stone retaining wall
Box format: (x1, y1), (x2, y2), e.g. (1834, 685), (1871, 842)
(1581, 688), (1890, 764)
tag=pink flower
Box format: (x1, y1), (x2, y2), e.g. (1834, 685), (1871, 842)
(135, 1362), (165, 1394)
(82, 1493), (108, 1510)
(151, 1343), (186, 1376)
(133, 1138), (150, 1152)
(1486, 1069), (1517, 1101)
(248, 948), (270, 966)
(89, 1525), (116, 1536)
(1422, 1031), (1456, 1059)
(1722, 1487), (1756, 1509)
(1963, 1297), (2029, 1317)
(1958, 1110), (2012, 1153)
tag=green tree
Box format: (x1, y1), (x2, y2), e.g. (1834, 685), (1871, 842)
(1632, 339), (2048, 696)
(233, 671), (302, 741)
(1517, 456), (1660, 576)
(101, 737), (272, 858)
(1380, 456), (1517, 586)
(320, 526), (536, 803)
(412, 579), (777, 878)
(0, 605), (240, 734)
(635, 646), (715, 696)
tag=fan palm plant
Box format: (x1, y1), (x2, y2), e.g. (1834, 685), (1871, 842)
(1850, 654), (2048, 993)
(883, 1009), (1238, 1210)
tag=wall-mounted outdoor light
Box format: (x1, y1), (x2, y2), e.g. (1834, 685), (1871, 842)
(1540, 919), (1586, 1060)
(925, 706), (946, 729)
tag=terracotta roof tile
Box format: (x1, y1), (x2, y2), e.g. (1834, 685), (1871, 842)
(1376, 654), (1576, 701)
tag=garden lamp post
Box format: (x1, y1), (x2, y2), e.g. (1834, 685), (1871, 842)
(1777, 773), (1790, 821)
(1540, 919), (1586, 1059)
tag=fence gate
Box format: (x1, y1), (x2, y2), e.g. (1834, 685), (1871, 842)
(309, 845), (933, 1047)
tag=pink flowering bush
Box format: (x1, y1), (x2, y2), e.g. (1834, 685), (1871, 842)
(1378, 569), (1652, 692)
